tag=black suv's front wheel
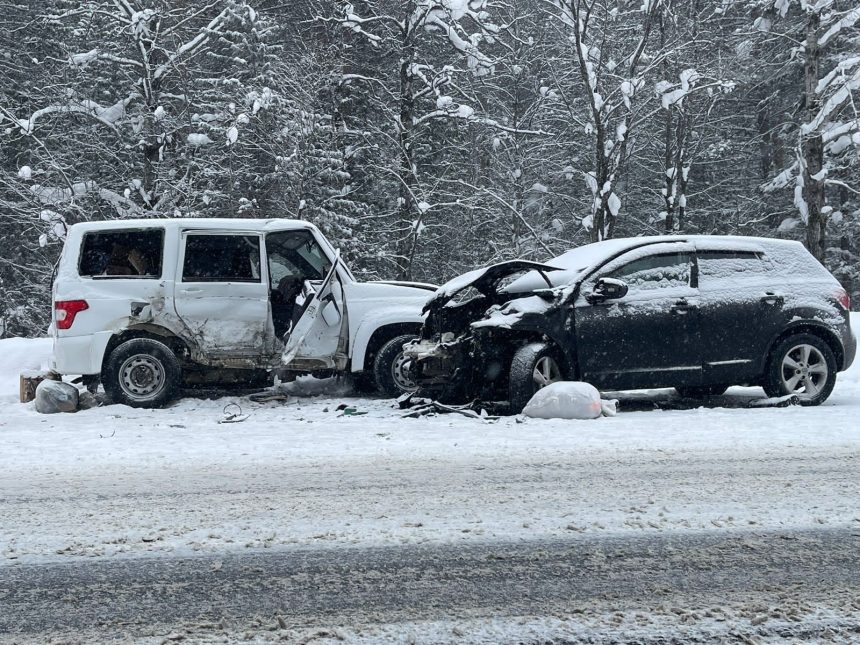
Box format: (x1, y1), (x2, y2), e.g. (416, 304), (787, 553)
(763, 333), (836, 406)
(103, 338), (182, 408)
(509, 342), (565, 413)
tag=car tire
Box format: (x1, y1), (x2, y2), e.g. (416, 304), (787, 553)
(373, 334), (419, 397)
(103, 338), (182, 408)
(675, 384), (729, 399)
(509, 342), (565, 413)
(762, 333), (836, 406)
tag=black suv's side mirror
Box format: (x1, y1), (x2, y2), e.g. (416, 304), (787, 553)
(587, 277), (629, 303)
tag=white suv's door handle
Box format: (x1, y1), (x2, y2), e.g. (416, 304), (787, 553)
(181, 288), (203, 294)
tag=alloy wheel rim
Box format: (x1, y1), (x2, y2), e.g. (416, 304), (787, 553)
(780, 344), (828, 399)
(532, 356), (561, 389)
(391, 351), (418, 392)
(119, 354), (166, 400)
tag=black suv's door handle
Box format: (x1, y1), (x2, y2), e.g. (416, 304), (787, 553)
(761, 293), (784, 306)
(670, 299), (697, 314)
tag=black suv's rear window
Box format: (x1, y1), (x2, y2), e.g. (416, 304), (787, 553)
(698, 250), (769, 279)
(79, 229), (164, 278)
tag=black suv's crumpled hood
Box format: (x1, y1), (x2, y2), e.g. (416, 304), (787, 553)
(424, 260), (561, 314)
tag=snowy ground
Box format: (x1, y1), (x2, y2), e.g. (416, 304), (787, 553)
(1, 320), (859, 642)
(2, 333), (859, 565)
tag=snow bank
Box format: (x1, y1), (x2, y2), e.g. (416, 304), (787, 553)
(0, 337), (53, 402)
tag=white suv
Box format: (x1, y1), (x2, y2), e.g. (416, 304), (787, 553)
(51, 218), (434, 407)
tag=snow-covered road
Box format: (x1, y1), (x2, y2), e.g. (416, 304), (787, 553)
(2, 371), (859, 565)
(5, 529), (860, 643)
(1, 322), (859, 641)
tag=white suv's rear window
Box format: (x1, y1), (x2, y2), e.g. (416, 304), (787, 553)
(79, 229), (164, 278)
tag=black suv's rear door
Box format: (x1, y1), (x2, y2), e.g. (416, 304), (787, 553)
(694, 246), (783, 384)
(573, 243), (702, 390)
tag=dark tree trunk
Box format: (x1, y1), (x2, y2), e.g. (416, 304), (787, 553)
(802, 11), (826, 262)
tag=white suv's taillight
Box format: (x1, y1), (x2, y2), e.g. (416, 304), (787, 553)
(54, 300), (89, 330)
(835, 288), (851, 311)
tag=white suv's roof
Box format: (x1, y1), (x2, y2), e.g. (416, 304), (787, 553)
(68, 217), (316, 234)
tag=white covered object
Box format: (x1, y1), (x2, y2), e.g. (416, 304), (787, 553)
(523, 382), (603, 420)
(34, 379), (79, 414)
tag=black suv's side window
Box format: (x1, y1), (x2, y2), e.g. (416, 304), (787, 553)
(697, 250), (769, 282)
(79, 229), (164, 279)
(607, 252), (692, 292)
(182, 234), (261, 283)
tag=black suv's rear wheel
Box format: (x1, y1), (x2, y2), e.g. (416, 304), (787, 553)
(509, 342), (564, 413)
(103, 338), (181, 408)
(373, 334), (419, 397)
(763, 333), (836, 406)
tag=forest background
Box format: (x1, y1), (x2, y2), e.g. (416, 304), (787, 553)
(2, 0), (859, 336)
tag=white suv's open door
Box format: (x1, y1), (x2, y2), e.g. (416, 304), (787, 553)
(281, 251), (346, 366)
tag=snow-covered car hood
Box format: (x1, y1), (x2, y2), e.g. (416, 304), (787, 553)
(351, 280), (436, 301)
(367, 280), (437, 292)
(424, 260), (562, 313)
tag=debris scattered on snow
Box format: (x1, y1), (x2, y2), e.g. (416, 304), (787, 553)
(219, 402), (249, 424)
(399, 394), (499, 422)
(337, 403), (368, 416)
(747, 394), (800, 408)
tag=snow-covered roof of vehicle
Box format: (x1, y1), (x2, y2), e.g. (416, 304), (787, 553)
(504, 235), (809, 292)
(68, 217), (317, 234)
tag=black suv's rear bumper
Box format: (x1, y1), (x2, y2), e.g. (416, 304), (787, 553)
(840, 320), (857, 371)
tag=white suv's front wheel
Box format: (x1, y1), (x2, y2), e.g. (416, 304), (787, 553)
(103, 338), (182, 408)
(373, 334), (419, 397)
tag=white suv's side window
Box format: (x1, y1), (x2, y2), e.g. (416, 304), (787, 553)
(181, 234), (261, 283)
(79, 229), (164, 279)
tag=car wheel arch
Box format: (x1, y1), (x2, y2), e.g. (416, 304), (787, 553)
(359, 322), (423, 373)
(102, 326), (190, 374)
(765, 322), (845, 373)
(503, 332), (577, 381)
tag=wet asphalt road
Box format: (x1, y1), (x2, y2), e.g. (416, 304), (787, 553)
(2, 528), (859, 641)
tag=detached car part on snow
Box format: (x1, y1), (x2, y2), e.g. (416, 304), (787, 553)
(405, 236), (856, 411)
(51, 218), (434, 407)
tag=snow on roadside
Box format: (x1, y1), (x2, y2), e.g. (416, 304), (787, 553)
(0, 337), (52, 403)
(0, 316), (858, 565)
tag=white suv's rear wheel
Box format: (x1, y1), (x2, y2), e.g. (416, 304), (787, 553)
(103, 338), (182, 408)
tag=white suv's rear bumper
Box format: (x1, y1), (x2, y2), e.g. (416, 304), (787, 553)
(52, 331), (113, 375)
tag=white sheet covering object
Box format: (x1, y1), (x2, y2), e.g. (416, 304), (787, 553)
(523, 382), (617, 420)
(34, 379), (79, 414)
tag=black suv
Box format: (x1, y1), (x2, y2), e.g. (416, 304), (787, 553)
(405, 236), (856, 410)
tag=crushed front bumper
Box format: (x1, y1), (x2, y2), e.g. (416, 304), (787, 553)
(404, 337), (464, 387)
